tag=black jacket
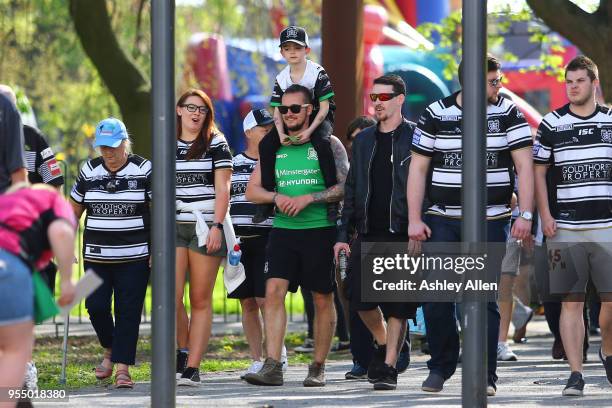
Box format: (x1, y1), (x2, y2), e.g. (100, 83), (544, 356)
(337, 117), (416, 242)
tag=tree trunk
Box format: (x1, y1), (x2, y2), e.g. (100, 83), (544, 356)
(526, 0), (612, 103)
(69, 0), (153, 158)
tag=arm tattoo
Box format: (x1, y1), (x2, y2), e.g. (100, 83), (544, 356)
(311, 136), (349, 203)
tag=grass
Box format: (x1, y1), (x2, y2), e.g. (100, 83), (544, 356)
(34, 331), (350, 390)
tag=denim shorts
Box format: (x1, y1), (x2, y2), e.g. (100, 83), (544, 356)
(0, 249), (33, 326)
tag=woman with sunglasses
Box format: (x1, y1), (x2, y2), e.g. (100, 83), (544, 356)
(174, 89), (233, 385)
(70, 117), (152, 389)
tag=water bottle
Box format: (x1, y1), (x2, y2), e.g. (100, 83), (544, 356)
(338, 249), (347, 280)
(228, 244), (242, 266)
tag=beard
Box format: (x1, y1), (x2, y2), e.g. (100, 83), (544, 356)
(286, 117), (307, 132)
(570, 89), (594, 106)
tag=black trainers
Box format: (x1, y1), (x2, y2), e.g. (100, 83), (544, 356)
(601, 348), (612, 386)
(421, 372), (445, 392)
(367, 344), (386, 383)
(252, 204), (274, 224)
(177, 367), (201, 386)
(243, 357), (283, 386)
(373, 364), (398, 390)
(176, 350), (188, 380)
(562, 371), (584, 396)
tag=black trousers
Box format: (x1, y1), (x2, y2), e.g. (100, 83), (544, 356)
(85, 260), (150, 365)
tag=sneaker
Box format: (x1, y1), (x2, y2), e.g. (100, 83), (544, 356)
(177, 367), (201, 386)
(421, 372), (445, 392)
(373, 364), (398, 390)
(295, 338), (314, 353)
(281, 345), (288, 372)
(252, 204), (274, 224)
(562, 371), (584, 396)
(367, 344), (386, 383)
(24, 361), (38, 391)
(244, 357), (283, 386)
(552, 338), (566, 360)
(345, 362), (368, 380)
(497, 342), (518, 361)
(176, 350), (188, 380)
(601, 348), (612, 386)
(396, 349), (411, 374)
(240, 361), (264, 380)
(303, 362), (325, 387)
(331, 341), (350, 352)
(487, 382), (497, 396)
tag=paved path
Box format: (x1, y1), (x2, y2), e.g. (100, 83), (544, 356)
(35, 317), (611, 407)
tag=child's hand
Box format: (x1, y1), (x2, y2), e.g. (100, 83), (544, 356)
(294, 128), (313, 144)
(279, 132), (293, 146)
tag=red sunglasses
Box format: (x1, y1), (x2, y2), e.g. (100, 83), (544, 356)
(369, 93), (399, 102)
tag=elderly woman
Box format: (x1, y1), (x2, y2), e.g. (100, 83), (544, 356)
(174, 89), (232, 385)
(0, 183), (76, 404)
(70, 118), (152, 389)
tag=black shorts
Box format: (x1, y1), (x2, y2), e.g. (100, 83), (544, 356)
(347, 233), (418, 320)
(264, 227), (337, 294)
(227, 233), (269, 299)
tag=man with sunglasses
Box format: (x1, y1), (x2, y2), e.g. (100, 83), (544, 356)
(335, 74), (418, 390)
(408, 54), (534, 396)
(245, 84), (348, 387)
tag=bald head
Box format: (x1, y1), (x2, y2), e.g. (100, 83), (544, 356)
(0, 84), (17, 106)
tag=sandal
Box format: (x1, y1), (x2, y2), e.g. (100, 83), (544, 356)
(94, 350), (113, 380)
(115, 369), (134, 389)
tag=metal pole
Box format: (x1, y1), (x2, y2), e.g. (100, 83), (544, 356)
(151, 1), (176, 407)
(461, 0), (487, 406)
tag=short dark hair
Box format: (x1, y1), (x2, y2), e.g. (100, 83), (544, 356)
(282, 84), (314, 105)
(346, 116), (376, 140)
(565, 55), (598, 81)
(373, 74), (406, 96)
(457, 53), (501, 86)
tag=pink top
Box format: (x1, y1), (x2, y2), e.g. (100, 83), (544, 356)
(0, 187), (76, 270)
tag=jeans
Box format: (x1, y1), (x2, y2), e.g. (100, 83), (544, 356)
(85, 260), (150, 365)
(422, 214), (508, 384)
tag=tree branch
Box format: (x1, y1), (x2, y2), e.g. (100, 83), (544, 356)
(68, 0), (150, 111)
(526, 0), (598, 49)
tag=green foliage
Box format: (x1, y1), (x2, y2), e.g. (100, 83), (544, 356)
(416, 6), (567, 82)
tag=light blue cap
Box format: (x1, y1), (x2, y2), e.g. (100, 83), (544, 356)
(94, 117), (128, 148)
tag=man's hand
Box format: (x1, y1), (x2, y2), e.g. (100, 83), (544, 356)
(408, 220), (431, 242)
(407, 239), (422, 257)
(541, 214), (557, 238)
(284, 195), (313, 217)
(511, 217), (532, 241)
(57, 280), (76, 307)
(333, 242), (351, 262)
(274, 194), (293, 214)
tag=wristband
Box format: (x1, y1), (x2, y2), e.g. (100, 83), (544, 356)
(272, 193), (278, 205)
(211, 222), (223, 230)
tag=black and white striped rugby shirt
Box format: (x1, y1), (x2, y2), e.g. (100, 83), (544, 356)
(412, 92), (532, 219)
(70, 155), (152, 263)
(230, 153), (272, 235)
(23, 125), (64, 186)
(533, 104), (612, 230)
(175, 133), (233, 223)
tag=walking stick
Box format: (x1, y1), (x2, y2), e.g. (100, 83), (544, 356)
(60, 313), (70, 385)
